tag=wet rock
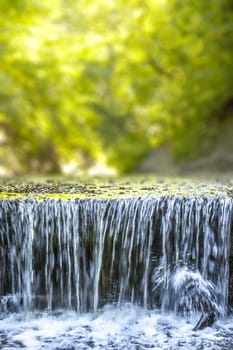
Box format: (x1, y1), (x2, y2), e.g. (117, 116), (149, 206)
(193, 299), (216, 331)
(193, 311), (216, 331)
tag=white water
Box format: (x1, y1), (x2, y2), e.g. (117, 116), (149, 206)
(1, 305), (233, 350)
(0, 196), (233, 349)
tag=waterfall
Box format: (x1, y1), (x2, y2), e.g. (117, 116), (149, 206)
(0, 196), (232, 318)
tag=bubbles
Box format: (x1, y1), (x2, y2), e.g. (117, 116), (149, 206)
(0, 306), (233, 350)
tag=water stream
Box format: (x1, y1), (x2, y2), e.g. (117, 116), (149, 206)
(0, 196), (232, 349)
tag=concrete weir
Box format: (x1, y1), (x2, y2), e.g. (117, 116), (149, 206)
(0, 178), (233, 331)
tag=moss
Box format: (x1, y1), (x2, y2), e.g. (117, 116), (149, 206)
(0, 176), (232, 200)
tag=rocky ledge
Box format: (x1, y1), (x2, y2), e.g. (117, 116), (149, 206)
(0, 176), (232, 199)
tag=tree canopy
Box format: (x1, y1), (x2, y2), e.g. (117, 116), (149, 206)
(0, 0), (232, 175)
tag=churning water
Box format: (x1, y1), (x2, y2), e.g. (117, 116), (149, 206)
(0, 196), (233, 349)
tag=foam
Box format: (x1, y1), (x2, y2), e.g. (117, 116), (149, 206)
(0, 305), (232, 350)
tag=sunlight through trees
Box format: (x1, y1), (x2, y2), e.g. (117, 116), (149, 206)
(0, 0), (232, 174)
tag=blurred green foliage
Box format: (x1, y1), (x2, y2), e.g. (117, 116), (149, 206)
(0, 0), (232, 174)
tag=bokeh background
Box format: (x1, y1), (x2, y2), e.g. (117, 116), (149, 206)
(0, 0), (232, 177)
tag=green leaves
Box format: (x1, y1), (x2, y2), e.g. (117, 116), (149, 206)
(0, 0), (232, 174)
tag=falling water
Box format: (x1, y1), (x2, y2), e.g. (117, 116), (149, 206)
(0, 196), (233, 349)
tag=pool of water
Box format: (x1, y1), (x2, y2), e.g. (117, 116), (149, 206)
(1, 304), (233, 350)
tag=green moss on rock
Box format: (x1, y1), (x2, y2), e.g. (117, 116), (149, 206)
(0, 176), (232, 200)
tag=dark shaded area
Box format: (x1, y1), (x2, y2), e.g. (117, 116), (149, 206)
(193, 299), (216, 331)
(228, 214), (233, 311)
